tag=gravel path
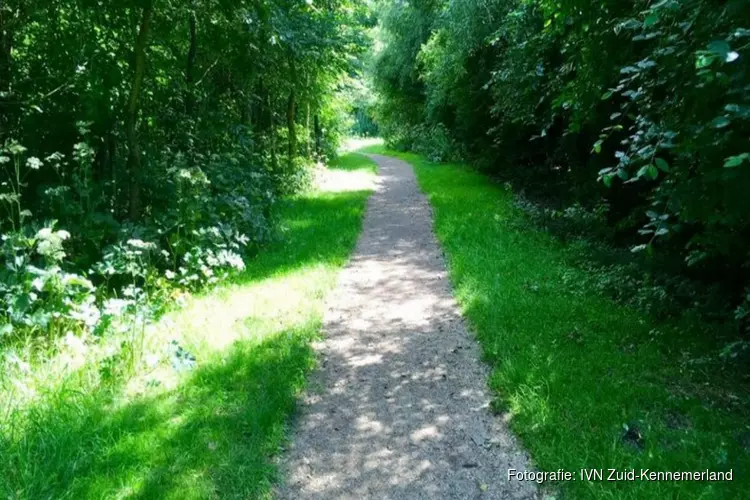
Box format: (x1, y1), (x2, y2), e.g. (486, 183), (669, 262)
(276, 154), (539, 499)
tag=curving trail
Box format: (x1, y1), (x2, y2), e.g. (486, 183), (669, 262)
(276, 154), (539, 500)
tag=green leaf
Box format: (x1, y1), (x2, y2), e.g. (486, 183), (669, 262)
(602, 174), (613, 187)
(707, 40), (731, 59)
(705, 41), (739, 63)
(643, 14), (659, 28)
(655, 158), (669, 172)
(724, 153), (749, 168)
(647, 165), (659, 180)
(14, 293), (31, 314)
(711, 116), (731, 129)
(696, 54), (715, 69)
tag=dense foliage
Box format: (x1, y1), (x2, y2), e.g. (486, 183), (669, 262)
(373, 0), (750, 339)
(0, 1), (370, 361)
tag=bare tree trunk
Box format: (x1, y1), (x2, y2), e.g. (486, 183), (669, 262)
(286, 56), (297, 167)
(268, 93), (278, 172)
(185, 1), (197, 118)
(0, 8), (15, 141)
(126, 3), (153, 220)
(304, 73), (311, 158)
(240, 91), (252, 127)
(106, 131), (117, 210)
(287, 89), (296, 161)
(314, 113), (322, 158)
(305, 101), (311, 157)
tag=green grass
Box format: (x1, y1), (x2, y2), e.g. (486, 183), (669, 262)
(361, 146), (749, 499)
(0, 153), (376, 499)
(328, 151), (378, 174)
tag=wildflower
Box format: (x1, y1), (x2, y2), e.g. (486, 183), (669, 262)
(127, 239), (157, 250)
(26, 157), (43, 170)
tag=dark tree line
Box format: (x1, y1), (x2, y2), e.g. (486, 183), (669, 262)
(373, 0), (750, 336)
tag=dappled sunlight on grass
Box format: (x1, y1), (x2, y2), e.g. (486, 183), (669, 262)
(1, 330), (316, 500)
(0, 153), (377, 499)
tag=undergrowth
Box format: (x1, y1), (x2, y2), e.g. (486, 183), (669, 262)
(0, 153), (376, 499)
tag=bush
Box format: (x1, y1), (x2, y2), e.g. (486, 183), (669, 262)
(412, 123), (463, 163)
(0, 224), (97, 339)
(0, 140), (280, 354)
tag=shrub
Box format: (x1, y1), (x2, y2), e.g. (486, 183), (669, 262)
(0, 224), (97, 340)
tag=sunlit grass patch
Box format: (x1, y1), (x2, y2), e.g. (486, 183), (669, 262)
(362, 147), (749, 500)
(340, 136), (383, 154)
(314, 152), (378, 193)
(0, 153), (376, 499)
(330, 152), (378, 174)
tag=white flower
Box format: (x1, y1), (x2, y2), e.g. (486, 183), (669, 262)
(145, 353), (161, 368)
(64, 331), (87, 355)
(127, 239), (156, 250)
(8, 142), (27, 155)
(103, 298), (133, 317)
(26, 157), (43, 170)
(165, 269), (176, 280)
(68, 300), (100, 327)
(0, 156), (9, 164)
(45, 152), (64, 162)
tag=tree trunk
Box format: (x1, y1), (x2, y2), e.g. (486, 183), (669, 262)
(286, 55), (297, 166)
(287, 89), (296, 162)
(0, 8), (15, 141)
(268, 93), (278, 172)
(314, 114), (322, 158)
(305, 101), (311, 157)
(185, 2), (197, 118)
(126, 3), (153, 220)
(240, 92), (252, 127)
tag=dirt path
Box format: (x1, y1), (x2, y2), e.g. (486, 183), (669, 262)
(276, 154), (539, 499)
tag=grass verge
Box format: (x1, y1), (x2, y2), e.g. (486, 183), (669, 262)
(0, 153), (376, 499)
(362, 146), (749, 500)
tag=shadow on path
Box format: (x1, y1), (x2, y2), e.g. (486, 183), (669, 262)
(276, 155), (538, 499)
